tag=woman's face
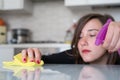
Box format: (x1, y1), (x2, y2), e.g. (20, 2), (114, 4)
(78, 18), (106, 63)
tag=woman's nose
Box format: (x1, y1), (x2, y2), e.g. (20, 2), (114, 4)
(79, 37), (88, 46)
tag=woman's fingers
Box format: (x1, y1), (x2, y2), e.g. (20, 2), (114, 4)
(33, 48), (41, 64)
(21, 49), (27, 63)
(110, 33), (120, 52)
(107, 23), (119, 51)
(103, 22), (120, 52)
(27, 48), (35, 62)
(102, 22), (114, 50)
(21, 48), (41, 64)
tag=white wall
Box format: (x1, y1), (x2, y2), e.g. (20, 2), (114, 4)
(0, 1), (120, 42)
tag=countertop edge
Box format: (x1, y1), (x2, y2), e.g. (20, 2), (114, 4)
(0, 43), (71, 48)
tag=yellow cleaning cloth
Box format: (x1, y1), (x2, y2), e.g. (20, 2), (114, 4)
(3, 53), (44, 67)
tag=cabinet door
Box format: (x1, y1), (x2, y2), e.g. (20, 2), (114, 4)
(3, 0), (23, 10)
(65, 0), (88, 6)
(88, 0), (120, 5)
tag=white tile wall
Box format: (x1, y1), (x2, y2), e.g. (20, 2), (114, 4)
(0, 1), (120, 42)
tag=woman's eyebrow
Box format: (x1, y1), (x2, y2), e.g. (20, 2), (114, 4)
(88, 29), (99, 32)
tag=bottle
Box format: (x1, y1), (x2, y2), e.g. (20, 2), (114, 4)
(0, 18), (7, 44)
(64, 30), (73, 44)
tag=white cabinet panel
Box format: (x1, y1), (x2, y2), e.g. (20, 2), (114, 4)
(65, 0), (120, 6)
(88, 0), (120, 5)
(65, 0), (88, 6)
(0, 0), (33, 13)
(3, 0), (23, 10)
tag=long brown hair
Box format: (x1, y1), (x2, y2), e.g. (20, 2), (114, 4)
(71, 13), (119, 64)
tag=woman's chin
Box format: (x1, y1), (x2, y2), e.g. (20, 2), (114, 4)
(83, 58), (94, 63)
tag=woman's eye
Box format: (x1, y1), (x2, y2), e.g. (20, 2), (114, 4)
(90, 35), (96, 37)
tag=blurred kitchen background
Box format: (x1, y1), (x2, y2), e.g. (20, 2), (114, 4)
(0, 0), (120, 61)
(0, 0), (120, 42)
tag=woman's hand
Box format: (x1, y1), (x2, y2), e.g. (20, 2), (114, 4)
(103, 21), (120, 52)
(21, 48), (41, 64)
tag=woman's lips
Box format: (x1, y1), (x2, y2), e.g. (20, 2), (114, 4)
(82, 49), (91, 54)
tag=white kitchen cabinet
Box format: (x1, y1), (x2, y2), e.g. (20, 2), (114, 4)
(88, 0), (120, 5)
(65, 0), (88, 6)
(0, 0), (33, 13)
(3, 0), (24, 10)
(65, 0), (120, 6)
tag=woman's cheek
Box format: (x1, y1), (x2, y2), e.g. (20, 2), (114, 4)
(88, 37), (97, 48)
(77, 41), (82, 54)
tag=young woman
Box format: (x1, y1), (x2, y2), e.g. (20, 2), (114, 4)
(21, 13), (120, 64)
